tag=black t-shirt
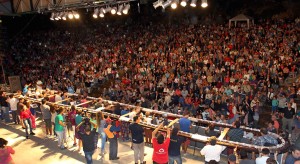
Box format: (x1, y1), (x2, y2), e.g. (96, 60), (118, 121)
(169, 135), (184, 156)
(283, 108), (295, 119)
(79, 131), (97, 152)
(129, 123), (144, 144)
(0, 96), (8, 107)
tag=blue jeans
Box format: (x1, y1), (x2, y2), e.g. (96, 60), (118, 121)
(169, 155), (182, 164)
(99, 131), (106, 153)
(84, 151), (94, 164)
(23, 118), (33, 137)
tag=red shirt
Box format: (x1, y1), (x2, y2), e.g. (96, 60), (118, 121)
(152, 138), (170, 163)
(20, 109), (32, 119)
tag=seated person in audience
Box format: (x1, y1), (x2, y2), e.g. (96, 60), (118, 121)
(205, 123), (219, 137)
(253, 128), (278, 146)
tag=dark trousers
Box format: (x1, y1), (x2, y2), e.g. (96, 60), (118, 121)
(12, 110), (20, 124)
(23, 118), (33, 137)
(84, 151), (94, 164)
(108, 137), (118, 160)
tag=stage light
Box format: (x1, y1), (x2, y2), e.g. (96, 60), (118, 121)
(54, 13), (60, 20)
(111, 7), (117, 14)
(74, 12), (80, 19)
(99, 8), (105, 17)
(57, 12), (64, 19)
(180, 0), (187, 7)
(62, 12), (67, 20)
(162, 0), (172, 9)
(50, 13), (55, 20)
(153, 0), (163, 9)
(171, 0), (178, 9)
(104, 6), (111, 13)
(68, 12), (74, 19)
(122, 4), (130, 14)
(190, 0), (197, 7)
(201, 0), (207, 8)
(117, 5), (123, 15)
(93, 8), (99, 18)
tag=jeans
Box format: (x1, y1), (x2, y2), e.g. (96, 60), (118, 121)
(169, 155), (182, 164)
(2, 107), (10, 123)
(55, 131), (65, 148)
(282, 117), (293, 134)
(132, 142), (145, 163)
(108, 137), (118, 160)
(23, 118), (33, 137)
(84, 151), (94, 164)
(99, 131), (106, 153)
(11, 110), (20, 124)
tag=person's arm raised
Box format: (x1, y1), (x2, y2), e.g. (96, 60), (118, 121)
(166, 127), (170, 138)
(152, 122), (164, 138)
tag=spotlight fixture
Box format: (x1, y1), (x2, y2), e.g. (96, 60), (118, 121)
(58, 12), (64, 19)
(117, 5), (123, 15)
(62, 12), (67, 20)
(74, 11), (80, 19)
(161, 0), (172, 9)
(50, 13), (55, 20)
(111, 7), (117, 14)
(99, 8), (105, 17)
(171, 0), (178, 9)
(54, 13), (60, 20)
(180, 0), (187, 7)
(201, 0), (208, 8)
(93, 8), (99, 18)
(153, 0), (163, 9)
(122, 4), (130, 14)
(104, 6), (111, 13)
(190, 0), (197, 7)
(68, 12), (74, 19)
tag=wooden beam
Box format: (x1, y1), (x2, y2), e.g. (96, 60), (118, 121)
(54, 98), (70, 104)
(167, 118), (179, 128)
(75, 100), (92, 107)
(218, 128), (230, 140)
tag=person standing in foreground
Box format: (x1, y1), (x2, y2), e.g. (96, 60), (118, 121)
(200, 136), (226, 163)
(152, 122), (170, 164)
(96, 112), (107, 156)
(179, 111), (191, 154)
(40, 99), (52, 137)
(76, 125), (98, 164)
(55, 107), (66, 150)
(7, 95), (19, 124)
(169, 127), (184, 164)
(0, 138), (15, 164)
(129, 115), (146, 164)
(285, 145), (300, 164)
(256, 148), (271, 164)
(104, 119), (120, 160)
(20, 104), (35, 139)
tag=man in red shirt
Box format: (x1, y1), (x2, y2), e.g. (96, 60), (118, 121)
(152, 122), (170, 164)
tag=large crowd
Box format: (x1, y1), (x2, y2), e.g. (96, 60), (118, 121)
(1, 17), (300, 164)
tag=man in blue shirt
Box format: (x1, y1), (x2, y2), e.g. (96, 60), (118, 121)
(285, 145), (300, 164)
(169, 127), (184, 164)
(179, 111), (191, 154)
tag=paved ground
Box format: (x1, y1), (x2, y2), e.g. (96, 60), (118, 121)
(0, 119), (219, 164)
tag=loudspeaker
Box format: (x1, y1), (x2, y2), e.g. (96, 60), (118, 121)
(8, 76), (21, 92)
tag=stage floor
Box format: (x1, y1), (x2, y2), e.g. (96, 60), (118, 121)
(0, 119), (229, 164)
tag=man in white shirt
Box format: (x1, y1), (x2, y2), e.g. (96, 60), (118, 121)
(200, 136), (226, 163)
(8, 95), (19, 124)
(256, 148), (270, 164)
